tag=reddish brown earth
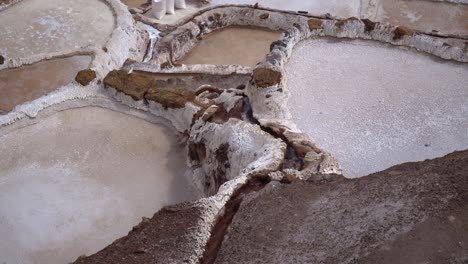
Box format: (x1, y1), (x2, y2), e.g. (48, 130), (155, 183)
(215, 151), (468, 264)
(73, 201), (214, 264)
(73, 150), (468, 264)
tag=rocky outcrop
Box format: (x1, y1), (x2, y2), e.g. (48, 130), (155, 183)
(103, 70), (156, 100)
(252, 67), (282, 88)
(145, 87), (196, 109)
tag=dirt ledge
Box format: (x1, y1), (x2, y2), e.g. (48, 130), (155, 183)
(215, 150), (468, 264)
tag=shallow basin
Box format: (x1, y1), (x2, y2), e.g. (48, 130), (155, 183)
(177, 26), (280, 66)
(0, 55), (91, 113)
(377, 0), (468, 35)
(0, 0), (114, 59)
(286, 38), (468, 177)
(0, 107), (198, 264)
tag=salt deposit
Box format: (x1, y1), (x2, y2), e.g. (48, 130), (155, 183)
(286, 38), (468, 177)
(0, 0), (114, 59)
(0, 107), (198, 264)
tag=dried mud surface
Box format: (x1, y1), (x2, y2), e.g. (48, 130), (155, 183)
(215, 150), (468, 264)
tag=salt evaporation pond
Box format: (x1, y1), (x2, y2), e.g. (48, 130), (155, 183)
(210, 0), (361, 18)
(0, 0), (114, 59)
(178, 27), (280, 66)
(0, 107), (198, 264)
(0, 55), (91, 113)
(377, 0), (468, 35)
(286, 38), (468, 177)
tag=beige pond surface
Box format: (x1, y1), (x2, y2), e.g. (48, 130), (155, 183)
(0, 0), (114, 59)
(286, 38), (468, 178)
(0, 107), (198, 264)
(149, 0), (361, 24)
(0, 55), (91, 113)
(377, 0), (468, 35)
(178, 27), (280, 66)
(210, 0), (361, 17)
(122, 0), (147, 8)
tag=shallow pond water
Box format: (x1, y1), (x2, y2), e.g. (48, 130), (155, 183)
(0, 55), (91, 112)
(177, 26), (280, 66)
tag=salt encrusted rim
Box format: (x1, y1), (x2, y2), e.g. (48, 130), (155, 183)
(145, 5), (467, 179)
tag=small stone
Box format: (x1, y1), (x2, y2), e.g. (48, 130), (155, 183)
(253, 67), (282, 88)
(269, 40), (287, 51)
(307, 18), (322, 30)
(362, 19), (376, 32)
(259, 13), (269, 19)
(75, 69), (97, 86)
(0, 55), (4, 65)
(393, 26), (414, 41)
(102, 47), (108, 53)
(236, 84), (246, 90)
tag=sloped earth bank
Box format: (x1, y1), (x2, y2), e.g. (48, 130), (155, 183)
(286, 38), (468, 177)
(0, 3), (467, 264)
(215, 150), (468, 264)
(0, 107), (199, 264)
(0, 55), (92, 113)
